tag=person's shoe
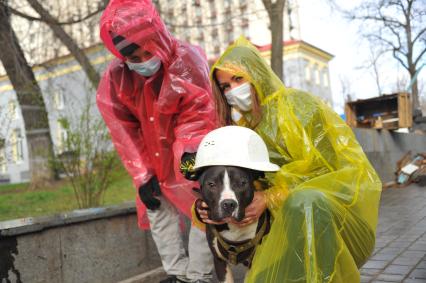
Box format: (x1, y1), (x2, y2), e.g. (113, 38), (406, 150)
(159, 275), (187, 283)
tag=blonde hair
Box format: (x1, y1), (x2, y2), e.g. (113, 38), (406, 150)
(212, 69), (262, 128)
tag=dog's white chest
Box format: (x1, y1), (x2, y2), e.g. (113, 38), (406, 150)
(219, 221), (258, 242)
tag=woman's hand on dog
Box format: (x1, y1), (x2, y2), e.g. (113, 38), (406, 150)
(232, 191), (267, 227)
(196, 192), (267, 226)
(196, 200), (228, 225)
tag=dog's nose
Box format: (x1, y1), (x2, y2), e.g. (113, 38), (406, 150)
(221, 199), (237, 213)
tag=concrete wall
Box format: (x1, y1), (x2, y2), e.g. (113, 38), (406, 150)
(0, 203), (162, 283)
(353, 128), (426, 182)
(1, 128), (425, 283)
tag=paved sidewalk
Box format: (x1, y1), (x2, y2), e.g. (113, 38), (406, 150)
(360, 184), (426, 283)
(125, 184), (426, 283)
(230, 184), (426, 283)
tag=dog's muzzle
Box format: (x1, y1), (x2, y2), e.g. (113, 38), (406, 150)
(221, 199), (237, 215)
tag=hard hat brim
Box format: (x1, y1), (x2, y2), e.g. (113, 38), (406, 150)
(194, 161), (280, 172)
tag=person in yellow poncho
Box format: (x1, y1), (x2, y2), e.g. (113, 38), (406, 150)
(195, 36), (382, 282)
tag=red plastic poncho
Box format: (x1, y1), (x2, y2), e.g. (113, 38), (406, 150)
(97, 0), (217, 229)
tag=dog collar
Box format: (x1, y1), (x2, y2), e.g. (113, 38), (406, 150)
(211, 211), (270, 265)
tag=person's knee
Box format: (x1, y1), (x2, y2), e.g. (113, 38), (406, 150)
(285, 189), (329, 213)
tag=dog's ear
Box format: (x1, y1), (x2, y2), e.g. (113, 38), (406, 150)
(196, 168), (207, 184)
(192, 187), (202, 198)
(183, 170), (202, 181)
(184, 167), (207, 182)
(251, 170), (265, 181)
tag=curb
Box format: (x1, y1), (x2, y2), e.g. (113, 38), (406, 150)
(118, 267), (166, 283)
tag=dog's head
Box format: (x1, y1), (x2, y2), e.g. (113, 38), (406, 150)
(198, 166), (263, 222)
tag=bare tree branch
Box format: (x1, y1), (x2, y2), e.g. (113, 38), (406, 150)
(393, 48), (409, 70)
(9, 0), (107, 26)
(164, 9), (264, 28)
(25, 0), (100, 87)
(414, 47), (426, 67)
(412, 27), (426, 44)
(0, 0), (56, 185)
(336, 0), (425, 113)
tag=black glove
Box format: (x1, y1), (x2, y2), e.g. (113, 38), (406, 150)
(138, 176), (161, 210)
(180, 152), (198, 180)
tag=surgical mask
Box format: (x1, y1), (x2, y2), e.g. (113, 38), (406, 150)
(224, 82), (252, 112)
(126, 56), (162, 77)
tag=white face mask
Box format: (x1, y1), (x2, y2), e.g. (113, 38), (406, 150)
(126, 56), (162, 77)
(224, 82), (252, 112)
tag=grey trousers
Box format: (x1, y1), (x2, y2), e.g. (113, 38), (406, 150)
(147, 196), (213, 282)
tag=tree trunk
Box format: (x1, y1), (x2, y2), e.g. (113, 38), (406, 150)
(0, 2), (56, 185)
(26, 0), (100, 88)
(263, 0), (285, 82)
(152, 0), (161, 14)
(410, 67), (420, 115)
(270, 8), (284, 81)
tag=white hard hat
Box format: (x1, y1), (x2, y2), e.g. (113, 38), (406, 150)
(194, 126), (280, 172)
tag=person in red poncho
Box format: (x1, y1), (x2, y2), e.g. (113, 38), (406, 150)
(96, 1), (216, 282)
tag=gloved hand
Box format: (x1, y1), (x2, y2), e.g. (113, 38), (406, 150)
(194, 198), (209, 224)
(180, 152), (198, 180)
(138, 176), (161, 210)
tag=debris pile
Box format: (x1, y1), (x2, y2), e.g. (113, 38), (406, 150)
(391, 151), (426, 188)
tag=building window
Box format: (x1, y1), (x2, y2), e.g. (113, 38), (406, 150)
(241, 18), (249, 37)
(195, 7), (202, 17)
(315, 66), (321, 85)
(241, 18), (249, 28)
(56, 121), (68, 153)
(226, 29), (234, 44)
(196, 27), (204, 40)
(208, 0), (215, 11)
(0, 141), (6, 174)
(305, 64), (311, 81)
(8, 100), (18, 120)
(167, 9), (174, 18)
(214, 45), (221, 55)
(323, 71), (329, 87)
(240, 0), (248, 10)
(53, 90), (65, 110)
(11, 129), (23, 163)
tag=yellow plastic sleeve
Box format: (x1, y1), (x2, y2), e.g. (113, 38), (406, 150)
(191, 201), (206, 231)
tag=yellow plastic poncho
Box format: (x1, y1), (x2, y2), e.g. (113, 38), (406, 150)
(211, 37), (382, 283)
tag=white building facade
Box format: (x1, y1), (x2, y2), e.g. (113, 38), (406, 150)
(1, 0), (334, 184)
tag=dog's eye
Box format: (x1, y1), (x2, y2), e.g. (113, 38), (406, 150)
(207, 182), (216, 188)
(240, 179), (248, 186)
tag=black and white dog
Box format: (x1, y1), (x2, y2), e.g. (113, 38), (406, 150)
(196, 166), (270, 283)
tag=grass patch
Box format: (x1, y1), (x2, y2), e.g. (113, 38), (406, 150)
(0, 182), (29, 193)
(0, 167), (135, 222)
